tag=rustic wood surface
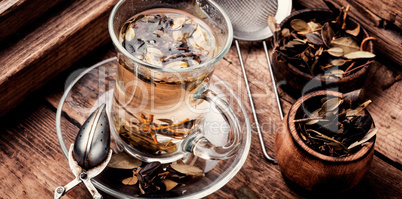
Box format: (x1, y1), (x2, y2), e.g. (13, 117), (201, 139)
(0, 0), (401, 198)
(0, 0), (66, 41)
(0, 0), (119, 117)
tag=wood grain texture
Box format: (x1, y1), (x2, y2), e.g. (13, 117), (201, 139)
(294, 0), (402, 67)
(0, 101), (91, 198)
(363, 62), (402, 164)
(0, 0), (66, 41)
(0, 0), (119, 117)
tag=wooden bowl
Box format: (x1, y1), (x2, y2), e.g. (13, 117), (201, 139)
(274, 90), (375, 194)
(272, 9), (374, 98)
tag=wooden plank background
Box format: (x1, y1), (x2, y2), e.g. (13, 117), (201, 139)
(0, 0), (401, 198)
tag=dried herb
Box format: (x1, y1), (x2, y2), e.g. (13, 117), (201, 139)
(111, 154), (204, 196)
(120, 12), (216, 68)
(295, 90), (376, 157)
(275, 5), (375, 77)
(116, 113), (196, 154)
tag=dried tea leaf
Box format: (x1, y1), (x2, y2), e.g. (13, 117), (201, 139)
(290, 19), (309, 31)
(163, 179), (178, 191)
(331, 37), (360, 54)
(348, 128), (377, 149)
(306, 33), (324, 45)
(306, 129), (339, 143)
(346, 24), (360, 36)
(327, 47), (344, 57)
(165, 61), (189, 69)
(326, 142), (347, 151)
(321, 22), (335, 47)
(125, 28), (135, 41)
(171, 16), (186, 30)
(108, 153), (142, 169)
(305, 109), (322, 125)
(331, 59), (349, 66)
(344, 51), (376, 59)
(281, 28), (290, 37)
(346, 100), (371, 117)
(343, 89), (361, 106)
(122, 176), (138, 185)
(327, 68), (344, 78)
(285, 40), (305, 48)
(321, 98), (343, 112)
(170, 164), (204, 176)
(307, 21), (322, 31)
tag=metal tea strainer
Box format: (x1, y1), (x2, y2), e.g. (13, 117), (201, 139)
(214, 0), (292, 163)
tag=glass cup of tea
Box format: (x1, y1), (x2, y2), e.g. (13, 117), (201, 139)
(108, 0), (241, 163)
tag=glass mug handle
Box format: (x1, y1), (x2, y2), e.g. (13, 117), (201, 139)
(182, 83), (242, 160)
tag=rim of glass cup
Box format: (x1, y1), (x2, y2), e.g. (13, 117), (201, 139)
(55, 57), (252, 199)
(108, 0), (234, 73)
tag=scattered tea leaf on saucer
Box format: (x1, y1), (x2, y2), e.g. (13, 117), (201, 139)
(348, 128), (377, 150)
(163, 179), (179, 191)
(327, 47), (344, 57)
(108, 153), (142, 169)
(346, 24), (360, 36)
(344, 51), (376, 59)
(170, 164), (204, 176)
(290, 19), (309, 32)
(122, 176), (138, 185)
(331, 37), (360, 54)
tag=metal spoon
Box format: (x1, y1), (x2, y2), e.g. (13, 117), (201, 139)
(54, 104), (112, 199)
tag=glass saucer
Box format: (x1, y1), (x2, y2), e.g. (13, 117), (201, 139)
(55, 57), (251, 198)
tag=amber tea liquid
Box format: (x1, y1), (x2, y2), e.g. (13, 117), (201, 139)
(112, 8), (217, 155)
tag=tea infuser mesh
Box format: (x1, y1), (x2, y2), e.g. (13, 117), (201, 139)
(214, 0), (292, 163)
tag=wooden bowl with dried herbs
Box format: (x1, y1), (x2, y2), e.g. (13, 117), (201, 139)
(271, 8), (375, 97)
(274, 90), (376, 193)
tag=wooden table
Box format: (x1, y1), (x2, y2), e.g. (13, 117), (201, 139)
(0, 39), (401, 198)
(0, 0), (401, 197)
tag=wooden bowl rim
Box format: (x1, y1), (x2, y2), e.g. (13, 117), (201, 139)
(287, 90), (375, 162)
(277, 8), (374, 84)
